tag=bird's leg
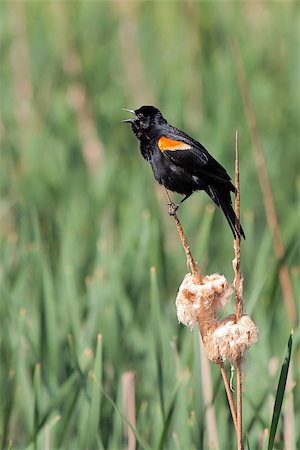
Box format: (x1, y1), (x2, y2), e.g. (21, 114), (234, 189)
(168, 194), (192, 216)
(178, 193), (192, 207)
(164, 188), (177, 216)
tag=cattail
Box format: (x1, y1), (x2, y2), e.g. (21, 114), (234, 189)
(176, 273), (258, 364)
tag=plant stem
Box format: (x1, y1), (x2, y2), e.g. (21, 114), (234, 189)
(164, 188), (240, 438)
(234, 131), (243, 321)
(234, 131), (244, 450)
(220, 363), (238, 433)
(164, 189), (202, 280)
(122, 371), (136, 450)
(236, 364), (243, 450)
(232, 38), (296, 328)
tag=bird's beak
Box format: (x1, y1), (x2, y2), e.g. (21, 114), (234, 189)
(121, 108), (136, 123)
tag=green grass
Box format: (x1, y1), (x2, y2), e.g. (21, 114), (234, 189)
(0, 2), (299, 449)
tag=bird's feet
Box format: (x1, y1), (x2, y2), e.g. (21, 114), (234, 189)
(168, 201), (179, 216)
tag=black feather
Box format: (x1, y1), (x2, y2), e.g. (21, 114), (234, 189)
(207, 186), (245, 240)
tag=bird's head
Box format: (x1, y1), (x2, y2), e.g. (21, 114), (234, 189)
(122, 105), (166, 140)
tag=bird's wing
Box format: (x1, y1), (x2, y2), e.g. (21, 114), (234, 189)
(157, 133), (233, 186)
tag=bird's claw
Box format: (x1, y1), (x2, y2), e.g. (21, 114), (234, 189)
(168, 202), (179, 216)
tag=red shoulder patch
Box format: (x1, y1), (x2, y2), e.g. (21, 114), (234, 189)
(158, 136), (192, 152)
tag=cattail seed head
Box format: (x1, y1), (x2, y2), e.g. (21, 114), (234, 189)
(176, 273), (259, 364)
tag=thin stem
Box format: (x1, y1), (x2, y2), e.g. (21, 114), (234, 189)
(164, 189), (202, 281)
(236, 363), (243, 450)
(234, 131), (243, 321)
(234, 131), (244, 450)
(220, 363), (238, 434)
(232, 38), (296, 328)
(122, 371), (136, 450)
(163, 188), (239, 440)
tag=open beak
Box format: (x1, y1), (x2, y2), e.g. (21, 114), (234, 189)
(121, 108), (136, 123)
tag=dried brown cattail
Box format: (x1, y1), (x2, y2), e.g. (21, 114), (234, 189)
(176, 273), (258, 364)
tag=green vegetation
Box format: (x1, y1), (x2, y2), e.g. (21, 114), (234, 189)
(0, 2), (298, 449)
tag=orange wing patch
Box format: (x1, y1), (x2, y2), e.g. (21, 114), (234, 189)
(158, 136), (192, 152)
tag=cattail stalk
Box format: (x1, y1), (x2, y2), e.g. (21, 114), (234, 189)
(164, 189), (201, 280)
(232, 38), (296, 328)
(234, 131), (244, 450)
(169, 131), (258, 448)
(164, 189), (239, 432)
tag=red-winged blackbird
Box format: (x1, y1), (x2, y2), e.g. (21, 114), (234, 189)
(122, 105), (245, 239)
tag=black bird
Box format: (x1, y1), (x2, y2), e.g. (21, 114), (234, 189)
(122, 105), (245, 239)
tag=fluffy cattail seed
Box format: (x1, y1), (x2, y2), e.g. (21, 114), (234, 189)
(176, 273), (258, 363)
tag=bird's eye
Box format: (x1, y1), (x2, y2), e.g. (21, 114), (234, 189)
(137, 113), (143, 120)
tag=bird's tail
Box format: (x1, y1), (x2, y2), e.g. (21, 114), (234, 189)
(207, 185), (245, 240)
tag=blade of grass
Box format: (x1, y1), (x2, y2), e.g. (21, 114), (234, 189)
(33, 363), (41, 450)
(67, 335), (91, 402)
(25, 415), (61, 450)
(17, 310), (34, 436)
(36, 371), (80, 435)
(244, 390), (269, 435)
(108, 378), (126, 450)
(245, 433), (251, 450)
(52, 384), (81, 448)
(87, 334), (103, 447)
(99, 381), (152, 450)
(157, 383), (180, 450)
(150, 266), (165, 422)
(0, 367), (16, 449)
(41, 414), (61, 450)
(267, 332), (293, 450)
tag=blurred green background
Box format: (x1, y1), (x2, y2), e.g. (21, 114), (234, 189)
(0, 2), (299, 449)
